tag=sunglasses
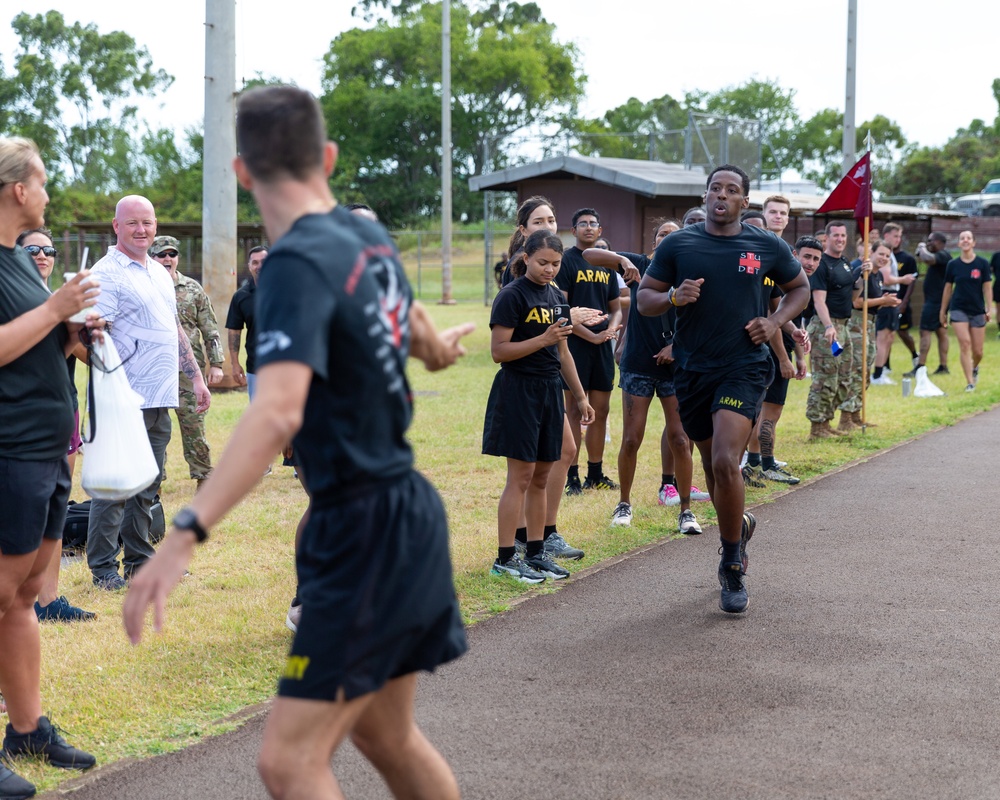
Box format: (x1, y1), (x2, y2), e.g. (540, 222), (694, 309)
(155, 250), (179, 258)
(25, 245), (57, 257)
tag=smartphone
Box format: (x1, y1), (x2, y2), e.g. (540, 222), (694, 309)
(553, 304), (572, 326)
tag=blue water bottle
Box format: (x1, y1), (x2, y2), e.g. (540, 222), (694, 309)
(831, 340), (843, 356)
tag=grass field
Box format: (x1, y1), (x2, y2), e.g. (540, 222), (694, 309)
(15, 297), (1000, 792)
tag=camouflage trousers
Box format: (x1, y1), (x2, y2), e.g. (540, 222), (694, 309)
(805, 317), (853, 423)
(839, 310), (877, 413)
(172, 380), (212, 480)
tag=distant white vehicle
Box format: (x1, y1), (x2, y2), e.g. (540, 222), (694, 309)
(952, 179), (1000, 216)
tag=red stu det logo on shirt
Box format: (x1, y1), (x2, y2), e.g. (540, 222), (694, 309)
(738, 252), (761, 275)
(971, 268), (981, 279)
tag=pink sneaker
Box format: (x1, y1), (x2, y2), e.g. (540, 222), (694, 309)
(690, 486), (711, 501)
(658, 483), (680, 506)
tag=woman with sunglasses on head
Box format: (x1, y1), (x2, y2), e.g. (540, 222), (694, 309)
(0, 137), (103, 798)
(15, 227), (96, 625)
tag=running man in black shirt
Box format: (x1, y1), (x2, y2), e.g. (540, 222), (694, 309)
(637, 165), (809, 614)
(124, 86), (473, 800)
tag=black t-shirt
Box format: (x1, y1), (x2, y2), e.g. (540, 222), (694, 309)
(646, 223), (802, 372)
(554, 246), (620, 333)
(225, 279), (257, 373)
(895, 249), (918, 299)
(255, 206), (414, 500)
(945, 256), (990, 315)
(990, 252), (1000, 282)
(0, 245), (74, 460)
(922, 250), (950, 304)
(812, 253), (856, 319)
(489, 276), (566, 378)
(617, 252), (671, 379)
(857, 268), (884, 317)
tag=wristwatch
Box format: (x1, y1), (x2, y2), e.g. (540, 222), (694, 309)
(172, 507), (209, 543)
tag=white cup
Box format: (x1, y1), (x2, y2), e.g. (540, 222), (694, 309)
(64, 272), (97, 324)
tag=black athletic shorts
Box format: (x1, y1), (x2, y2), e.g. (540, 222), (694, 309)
(279, 470), (467, 702)
(898, 305), (913, 330)
(674, 359), (773, 443)
(483, 369), (564, 463)
(875, 303), (900, 332)
(563, 337), (614, 393)
(993, 280), (1000, 304)
(0, 457), (70, 556)
(920, 301), (942, 331)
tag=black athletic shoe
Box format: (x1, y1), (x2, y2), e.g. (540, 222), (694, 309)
(543, 532), (585, 560)
(565, 474), (583, 496)
(0, 763), (35, 800)
(718, 560), (749, 614)
(583, 474), (618, 490)
(741, 464), (766, 488)
(3, 717), (96, 770)
(933, 365), (949, 375)
(741, 511), (756, 574)
(524, 552), (570, 580)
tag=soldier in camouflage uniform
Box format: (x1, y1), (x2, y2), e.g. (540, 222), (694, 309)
(150, 236), (224, 487)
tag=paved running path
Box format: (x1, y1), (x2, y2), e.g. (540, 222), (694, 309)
(46, 408), (1000, 799)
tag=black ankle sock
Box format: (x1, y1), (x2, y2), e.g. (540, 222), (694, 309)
(514, 526), (528, 544)
(543, 524), (557, 539)
(762, 456), (776, 471)
(567, 465), (579, 480)
(662, 473), (674, 488)
(884, 356), (890, 371)
(498, 545), (516, 564)
(291, 593), (300, 607)
(587, 461), (603, 482)
(873, 366), (883, 379)
(526, 540), (544, 558)
(720, 539), (742, 564)
(747, 452), (761, 467)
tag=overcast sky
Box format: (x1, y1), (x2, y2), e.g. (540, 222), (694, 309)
(2, 0), (997, 152)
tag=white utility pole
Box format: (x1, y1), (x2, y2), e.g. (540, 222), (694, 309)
(843, 0), (858, 173)
(440, 0), (455, 304)
(203, 0), (238, 373)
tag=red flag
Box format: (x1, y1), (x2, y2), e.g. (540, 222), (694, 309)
(816, 151), (873, 233)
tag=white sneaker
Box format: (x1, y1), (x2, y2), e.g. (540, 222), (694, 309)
(871, 374), (895, 385)
(658, 484), (680, 506)
(678, 508), (702, 535)
(285, 601), (302, 633)
(611, 501), (633, 526)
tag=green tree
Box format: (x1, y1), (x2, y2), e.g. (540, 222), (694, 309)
(320, 1), (583, 226)
(573, 94), (687, 161)
(793, 111), (908, 190)
(0, 11), (173, 193)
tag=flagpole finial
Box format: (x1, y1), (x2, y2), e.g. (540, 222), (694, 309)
(865, 130), (874, 152)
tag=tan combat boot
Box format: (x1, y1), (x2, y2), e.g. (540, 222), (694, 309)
(851, 410), (876, 428)
(809, 421), (837, 440)
(837, 412), (857, 433)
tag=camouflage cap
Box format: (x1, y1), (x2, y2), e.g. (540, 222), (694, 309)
(151, 235), (181, 255)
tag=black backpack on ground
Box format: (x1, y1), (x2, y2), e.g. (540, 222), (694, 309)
(62, 495), (166, 552)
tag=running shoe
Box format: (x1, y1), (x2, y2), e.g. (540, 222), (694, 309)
(761, 465), (801, 485)
(933, 365), (949, 375)
(610, 501), (633, 526)
(677, 508), (702, 535)
(658, 484), (680, 506)
(565, 474), (583, 496)
(741, 464), (766, 488)
(3, 716), (95, 770)
(690, 486), (711, 501)
(0, 763), (34, 800)
(543, 532), (584, 560)
(583, 474), (618, 490)
(973, 366), (979, 385)
(740, 511), (756, 573)
(524, 552), (570, 580)
(718, 560), (749, 614)
(34, 596), (96, 623)
(491, 555), (546, 584)
(966, 384), (975, 392)
(870, 374), (895, 385)
(285, 601), (302, 633)
(773, 460), (787, 469)
(514, 539), (527, 558)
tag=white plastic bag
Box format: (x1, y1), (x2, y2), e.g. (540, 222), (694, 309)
(913, 365), (945, 398)
(81, 336), (159, 501)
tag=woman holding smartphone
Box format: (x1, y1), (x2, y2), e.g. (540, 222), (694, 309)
(484, 231), (594, 583)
